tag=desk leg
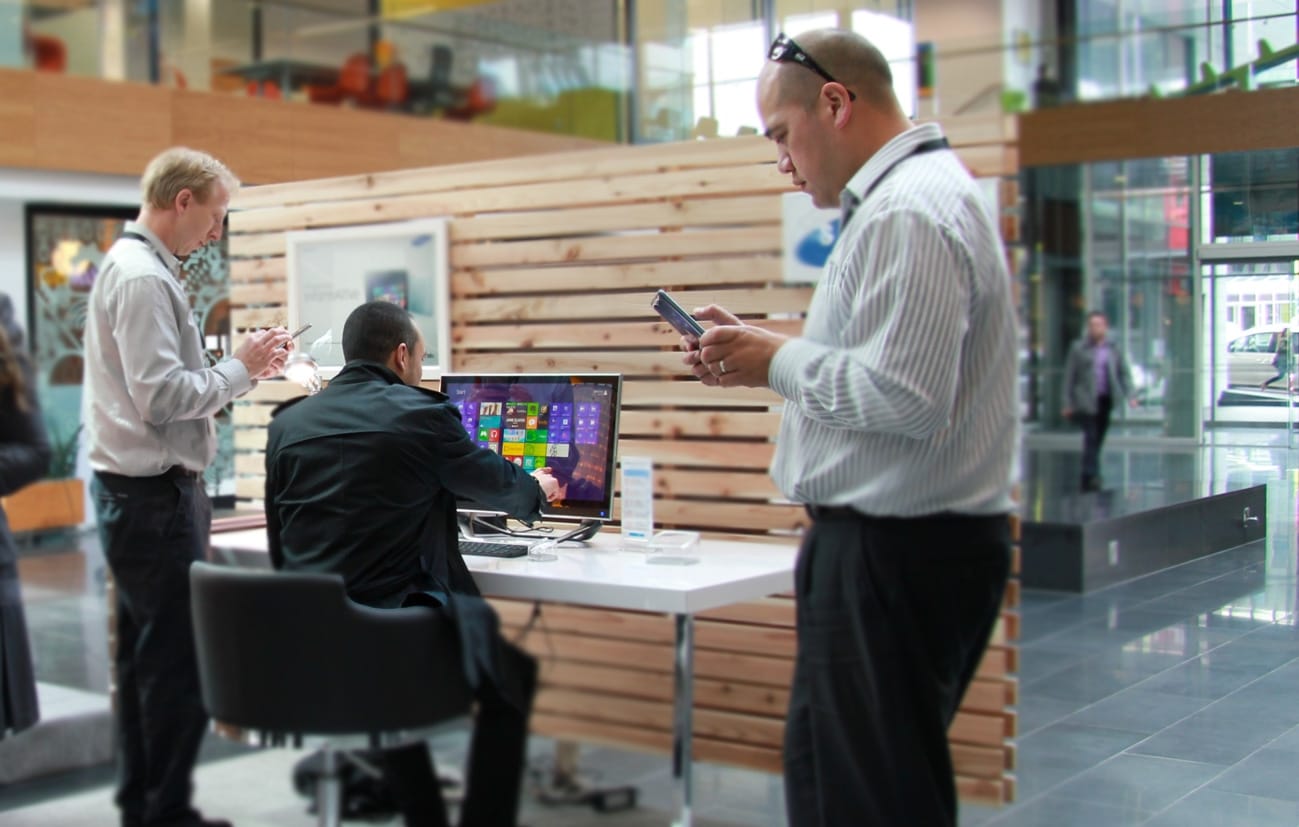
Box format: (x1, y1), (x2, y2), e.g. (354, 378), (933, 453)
(672, 612), (694, 827)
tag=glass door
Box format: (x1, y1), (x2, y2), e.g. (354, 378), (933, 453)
(1201, 246), (1299, 446)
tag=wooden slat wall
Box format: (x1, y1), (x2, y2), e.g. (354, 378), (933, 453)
(0, 68), (603, 182)
(228, 116), (1020, 805)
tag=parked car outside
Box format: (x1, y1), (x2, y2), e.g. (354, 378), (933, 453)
(1226, 324), (1297, 389)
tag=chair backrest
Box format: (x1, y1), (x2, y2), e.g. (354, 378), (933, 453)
(190, 562), (472, 736)
(376, 63), (409, 106)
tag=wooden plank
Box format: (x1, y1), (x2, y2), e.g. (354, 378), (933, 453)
(961, 678), (1017, 714)
(455, 318), (802, 350)
(454, 287), (814, 324)
(451, 226), (780, 269)
(1020, 84), (1299, 167)
(454, 256), (784, 296)
(949, 710), (1013, 746)
(0, 70), (36, 168)
(229, 165), (787, 244)
(451, 351), (715, 378)
(230, 257), (287, 284)
(617, 439), (774, 470)
(653, 469), (783, 501)
(621, 410), (780, 439)
(449, 196), (782, 242)
(231, 136), (776, 211)
(696, 596), (795, 627)
(622, 380), (781, 408)
(951, 744), (1010, 781)
(957, 776), (1008, 807)
(35, 73), (172, 176)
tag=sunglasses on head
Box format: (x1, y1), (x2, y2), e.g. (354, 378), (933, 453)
(768, 32), (857, 101)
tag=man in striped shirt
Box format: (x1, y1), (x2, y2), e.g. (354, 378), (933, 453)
(683, 29), (1018, 827)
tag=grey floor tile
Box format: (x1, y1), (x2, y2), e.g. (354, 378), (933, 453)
(1023, 662), (1150, 704)
(1015, 694), (1091, 736)
(1136, 659), (1265, 700)
(1052, 753), (1223, 812)
(1127, 706), (1282, 766)
(1144, 788), (1299, 827)
(1063, 689), (1209, 734)
(1208, 747), (1299, 801)
(985, 792), (1149, 827)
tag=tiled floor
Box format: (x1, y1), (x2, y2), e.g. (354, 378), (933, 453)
(2, 433), (1298, 826)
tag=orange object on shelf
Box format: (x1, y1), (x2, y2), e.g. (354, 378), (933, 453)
(375, 62), (409, 109)
(32, 34), (67, 73)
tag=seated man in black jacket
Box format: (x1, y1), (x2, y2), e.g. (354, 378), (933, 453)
(265, 300), (560, 827)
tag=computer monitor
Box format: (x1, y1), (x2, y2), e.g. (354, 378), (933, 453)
(439, 373), (622, 529)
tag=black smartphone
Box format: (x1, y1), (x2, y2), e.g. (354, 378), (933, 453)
(651, 289), (705, 338)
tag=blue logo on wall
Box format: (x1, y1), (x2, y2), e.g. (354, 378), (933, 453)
(795, 219), (841, 268)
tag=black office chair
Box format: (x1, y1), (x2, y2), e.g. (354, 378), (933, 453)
(189, 562), (474, 827)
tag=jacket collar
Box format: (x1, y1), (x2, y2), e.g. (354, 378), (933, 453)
(328, 360), (448, 401)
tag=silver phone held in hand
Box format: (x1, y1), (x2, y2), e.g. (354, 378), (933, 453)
(651, 289), (705, 338)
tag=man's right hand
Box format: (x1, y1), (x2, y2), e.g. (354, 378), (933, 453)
(532, 467), (563, 502)
(681, 304), (744, 382)
(235, 327), (293, 380)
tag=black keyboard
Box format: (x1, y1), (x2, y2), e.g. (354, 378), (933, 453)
(459, 540), (530, 558)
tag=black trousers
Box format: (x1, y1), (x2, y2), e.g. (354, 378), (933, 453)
(382, 639), (537, 827)
(784, 509), (1010, 827)
(92, 470), (211, 827)
(1079, 393), (1114, 484)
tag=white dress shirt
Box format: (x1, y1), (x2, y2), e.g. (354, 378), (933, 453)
(768, 123), (1018, 517)
(83, 221), (253, 477)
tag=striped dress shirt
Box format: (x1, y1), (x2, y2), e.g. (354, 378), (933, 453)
(768, 122), (1018, 517)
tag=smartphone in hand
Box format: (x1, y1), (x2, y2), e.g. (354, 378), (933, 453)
(651, 290), (705, 338)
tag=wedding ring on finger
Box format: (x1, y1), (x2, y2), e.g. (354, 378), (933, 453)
(719, 359), (728, 374)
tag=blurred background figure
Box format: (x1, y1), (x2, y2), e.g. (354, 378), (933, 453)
(0, 292), (51, 737)
(1064, 310), (1137, 491)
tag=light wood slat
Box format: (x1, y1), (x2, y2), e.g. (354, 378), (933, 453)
(456, 319), (802, 350)
(694, 679), (788, 716)
(454, 256), (783, 296)
(451, 226), (779, 269)
(451, 351), (713, 378)
(536, 688), (671, 732)
(654, 469), (782, 501)
(693, 649), (793, 688)
(957, 776), (1008, 807)
(240, 381), (308, 403)
(230, 282), (283, 307)
(537, 662), (672, 703)
(975, 647), (1012, 679)
(231, 136), (776, 211)
(619, 410), (781, 440)
(235, 428), (267, 451)
(233, 405), (274, 427)
(618, 439), (774, 470)
(231, 232), (288, 259)
(923, 113), (1016, 147)
(229, 165), (787, 243)
(448, 196), (783, 242)
(696, 621), (796, 659)
(696, 596), (795, 627)
(695, 707), (784, 747)
(455, 286), (813, 324)
(1004, 579), (1020, 609)
(951, 744), (1010, 781)
(517, 630), (670, 672)
(621, 380), (780, 408)
(950, 711), (1013, 746)
(235, 455), (265, 476)
(653, 500), (806, 534)
(234, 478), (265, 501)
(956, 144), (1019, 179)
(230, 256), (286, 283)
(962, 678), (1017, 714)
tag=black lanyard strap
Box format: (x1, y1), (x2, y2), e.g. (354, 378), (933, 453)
(843, 136), (951, 229)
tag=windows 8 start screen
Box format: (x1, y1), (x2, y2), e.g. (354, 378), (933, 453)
(456, 400), (604, 470)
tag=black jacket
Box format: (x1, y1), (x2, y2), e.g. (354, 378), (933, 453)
(265, 361), (546, 607)
(0, 295), (52, 567)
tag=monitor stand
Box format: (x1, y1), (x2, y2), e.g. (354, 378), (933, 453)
(457, 514), (602, 543)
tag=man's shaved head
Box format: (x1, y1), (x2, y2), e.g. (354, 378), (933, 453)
(766, 29), (897, 111)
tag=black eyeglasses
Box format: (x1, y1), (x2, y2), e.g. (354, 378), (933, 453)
(768, 32), (856, 101)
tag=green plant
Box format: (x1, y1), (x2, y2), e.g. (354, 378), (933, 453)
(46, 422), (82, 479)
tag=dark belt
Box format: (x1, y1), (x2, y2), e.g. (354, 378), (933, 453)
(96, 465), (202, 483)
(805, 504), (863, 521)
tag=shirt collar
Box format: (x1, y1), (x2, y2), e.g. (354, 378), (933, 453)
(840, 122), (946, 213)
(123, 220), (182, 277)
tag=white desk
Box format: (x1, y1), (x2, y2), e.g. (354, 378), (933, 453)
(209, 528), (796, 827)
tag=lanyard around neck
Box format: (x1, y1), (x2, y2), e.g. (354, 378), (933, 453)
(843, 136), (951, 228)
(121, 231), (177, 273)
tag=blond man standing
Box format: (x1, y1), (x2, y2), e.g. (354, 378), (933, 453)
(84, 147), (291, 827)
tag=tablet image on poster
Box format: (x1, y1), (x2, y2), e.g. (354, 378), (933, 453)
(286, 218), (450, 379)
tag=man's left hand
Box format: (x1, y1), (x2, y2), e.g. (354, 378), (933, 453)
(692, 325), (787, 388)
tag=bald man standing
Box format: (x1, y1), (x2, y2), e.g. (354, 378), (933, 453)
(683, 30), (1017, 826)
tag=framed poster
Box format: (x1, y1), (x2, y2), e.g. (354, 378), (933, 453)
(285, 218), (451, 379)
(24, 204), (236, 500)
